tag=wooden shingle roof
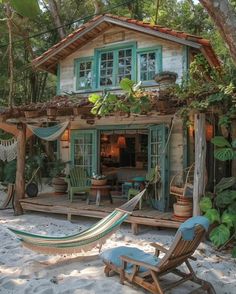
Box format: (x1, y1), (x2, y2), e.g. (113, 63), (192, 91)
(32, 14), (220, 74)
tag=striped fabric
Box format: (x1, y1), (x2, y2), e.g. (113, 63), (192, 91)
(8, 189), (146, 255)
(27, 121), (69, 141)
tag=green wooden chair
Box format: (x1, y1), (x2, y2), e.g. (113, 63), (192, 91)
(66, 167), (91, 202)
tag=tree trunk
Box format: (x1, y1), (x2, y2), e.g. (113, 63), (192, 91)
(14, 123), (26, 215)
(5, 3), (14, 108)
(231, 118), (236, 177)
(193, 113), (207, 216)
(93, 0), (103, 14)
(48, 0), (65, 40)
(199, 0), (236, 65)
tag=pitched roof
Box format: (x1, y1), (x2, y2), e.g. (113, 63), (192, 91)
(32, 14), (220, 73)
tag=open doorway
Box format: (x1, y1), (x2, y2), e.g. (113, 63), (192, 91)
(100, 130), (148, 172)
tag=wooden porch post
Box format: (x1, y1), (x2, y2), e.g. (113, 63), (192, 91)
(193, 113), (206, 216)
(14, 123), (26, 215)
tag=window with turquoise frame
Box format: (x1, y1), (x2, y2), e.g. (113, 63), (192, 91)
(138, 47), (162, 84)
(96, 43), (136, 88)
(75, 57), (93, 90)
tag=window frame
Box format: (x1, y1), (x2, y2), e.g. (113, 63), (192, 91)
(137, 46), (162, 86)
(94, 42), (137, 89)
(74, 56), (94, 91)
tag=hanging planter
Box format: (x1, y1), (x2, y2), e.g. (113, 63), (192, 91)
(154, 71), (178, 85)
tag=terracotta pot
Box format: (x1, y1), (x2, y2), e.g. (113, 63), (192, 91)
(52, 177), (68, 193)
(173, 202), (193, 220)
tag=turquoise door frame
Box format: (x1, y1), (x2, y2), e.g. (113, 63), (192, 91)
(70, 129), (98, 176)
(148, 124), (169, 211)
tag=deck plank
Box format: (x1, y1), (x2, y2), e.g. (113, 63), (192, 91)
(20, 193), (181, 230)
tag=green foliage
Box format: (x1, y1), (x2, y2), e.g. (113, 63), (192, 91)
(216, 190), (236, 208)
(199, 197), (212, 212)
(211, 136), (231, 147)
(10, 0), (40, 19)
(48, 159), (68, 178)
(215, 177), (236, 193)
(232, 247), (236, 258)
(211, 136), (236, 161)
(221, 211), (236, 229)
(200, 177), (236, 251)
(3, 160), (16, 184)
(209, 224), (231, 247)
(89, 78), (152, 116)
(204, 208), (220, 224)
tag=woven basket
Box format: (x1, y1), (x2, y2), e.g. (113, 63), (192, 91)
(91, 179), (107, 186)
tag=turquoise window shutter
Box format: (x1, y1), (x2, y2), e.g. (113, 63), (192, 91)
(148, 124), (169, 211)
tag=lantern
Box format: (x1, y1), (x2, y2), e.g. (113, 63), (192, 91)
(117, 135), (126, 148)
(189, 125), (194, 138)
(205, 123), (214, 141)
(60, 129), (70, 141)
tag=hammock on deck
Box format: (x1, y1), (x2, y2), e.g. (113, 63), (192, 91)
(27, 121), (69, 141)
(8, 189), (146, 255)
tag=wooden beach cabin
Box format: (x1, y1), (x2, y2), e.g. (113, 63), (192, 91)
(0, 14), (220, 231)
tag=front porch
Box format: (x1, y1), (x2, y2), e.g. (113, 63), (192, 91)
(19, 192), (181, 234)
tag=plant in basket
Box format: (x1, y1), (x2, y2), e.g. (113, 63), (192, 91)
(91, 173), (107, 186)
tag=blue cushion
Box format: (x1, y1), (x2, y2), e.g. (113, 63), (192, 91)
(177, 216), (210, 241)
(100, 246), (159, 273)
(132, 177), (145, 182)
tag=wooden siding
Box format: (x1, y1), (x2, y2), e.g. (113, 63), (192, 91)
(59, 26), (185, 93)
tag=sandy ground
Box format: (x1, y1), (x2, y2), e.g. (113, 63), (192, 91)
(0, 188), (235, 293)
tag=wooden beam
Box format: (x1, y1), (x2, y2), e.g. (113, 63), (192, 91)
(193, 113), (206, 216)
(14, 123), (26, 215)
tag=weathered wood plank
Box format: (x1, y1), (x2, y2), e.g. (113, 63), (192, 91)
(19, 194), (181, 230)
(14, 123), (26, 215)
(193, 113), (206, 216)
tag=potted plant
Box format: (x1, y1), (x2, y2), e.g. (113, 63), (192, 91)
(91, 173), (107, 186)
(48, 160), (68, 193)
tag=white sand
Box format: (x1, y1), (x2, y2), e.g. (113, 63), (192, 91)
(0, 208), (235, 294)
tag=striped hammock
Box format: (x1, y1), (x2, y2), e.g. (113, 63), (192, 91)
(8, 189), (146, 255)
(27, 121), (69, 141)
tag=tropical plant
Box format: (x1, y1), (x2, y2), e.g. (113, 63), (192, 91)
(211, 136), (236, 161)
(88, 78), (152, 116)
(48, 159), (68, 178)
(200, 177), (236, 257)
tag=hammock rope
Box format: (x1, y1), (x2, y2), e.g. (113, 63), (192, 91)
(8, 189), (147, 255)
(0, 138), (17, 162)
(27, 121), (69, 141)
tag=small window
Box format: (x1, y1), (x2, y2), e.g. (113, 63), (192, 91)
(75, 58), (93, 90)
(138, 48), (162, 83)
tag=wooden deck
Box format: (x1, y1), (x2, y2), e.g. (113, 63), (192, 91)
(20, 192), (182, 234)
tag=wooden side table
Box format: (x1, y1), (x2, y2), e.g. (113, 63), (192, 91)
(87, 185), (113, 206)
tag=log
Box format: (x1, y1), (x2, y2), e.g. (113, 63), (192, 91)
(193, 113), (206, 216)
(14, 123), (26, 215)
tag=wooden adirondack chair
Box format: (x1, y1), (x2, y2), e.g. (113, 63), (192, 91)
(66, 167), (91, 202)
(101, 216), (216, 294)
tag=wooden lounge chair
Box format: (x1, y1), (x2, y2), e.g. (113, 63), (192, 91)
(101, 216), (216, 294)
(66, 166), (91, 202)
